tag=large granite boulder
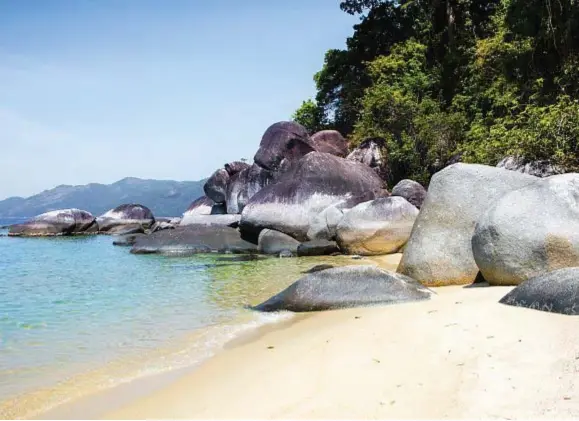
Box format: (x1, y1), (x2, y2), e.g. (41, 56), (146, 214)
(252, 265), (433, 312)
(310, 130), (349, 157)
(257, 229), (301, 255)
(226, 164), (274, 214)
(182, 196), (225, 219)
(497, 156), (564, 178)
(253, 121), (314, 174)
(240, 152), (384, 242)
(97, 204), (155, 233)
(472, 174), (579, 286)
(499, 267), (579, 315)
(347, 137), (389, 182)
(391, 179), (427, 209)
(224, 161), (250, 176)
(397, 164), (537, 286)
(336, 197), (419, 256)
(203, 169), (229, 204)
(297, 240), (340, 257)
(9, 209), (97, 236)
(307, 191), (383, 241)
(131, 225), (257, 256)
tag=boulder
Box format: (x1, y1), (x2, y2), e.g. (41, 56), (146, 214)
(391, 179), (427, 209)
(224, 161), (250, 176)
(307, 191), (385, 241)
(240, 152), (384, 242)
(131, 225), (257, 256)
(252, 265), (433, 312)
(398, 164), (537, 286)
(297, 240), (340, 257)
(497, 156), (564, 178)
(226, 164), (274, 214)
(182, 196), (226, 220)
(8, 209), (97, 236)
(253, 121), (314, 174)
(113, 233), (145, 247)
(347, 137), (389, 182)
(203, 169), (229, 204)
(336, 197), (419, 256)
(499, 267), (579, 315)
(181, 214), (240, 227)
(310, 130), (349, 157)
(107, 224), (145, 235)
(472, 173), (579, 286)
(258, 229), (301, 255)
(97, 204), (155, 233)
(150, 221), (175, 233)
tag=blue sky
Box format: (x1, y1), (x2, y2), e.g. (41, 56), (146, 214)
(0, 0), (358, 199)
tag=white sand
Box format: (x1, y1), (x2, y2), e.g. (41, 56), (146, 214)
(103, 284), (579, 420)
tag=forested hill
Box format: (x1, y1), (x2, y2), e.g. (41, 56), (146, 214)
(293, 0), (579, 185)
(0, 177), (205, 218)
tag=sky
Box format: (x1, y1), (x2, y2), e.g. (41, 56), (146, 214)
(0, 0), (358, 199)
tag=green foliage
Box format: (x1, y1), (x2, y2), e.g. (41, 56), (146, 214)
(292, 0), (579, 184)
(291, 99), (326, 134)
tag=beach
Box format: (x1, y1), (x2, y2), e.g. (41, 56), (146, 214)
(36, 254), (579, 420)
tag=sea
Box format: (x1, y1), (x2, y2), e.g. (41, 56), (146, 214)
(0, 217), (347, 418)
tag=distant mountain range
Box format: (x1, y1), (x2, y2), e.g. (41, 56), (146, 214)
(0, 177), (206, 218)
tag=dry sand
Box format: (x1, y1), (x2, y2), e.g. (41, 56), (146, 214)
(101, 283), (579, 420)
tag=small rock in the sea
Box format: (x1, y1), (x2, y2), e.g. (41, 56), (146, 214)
(278, 250), (294, 258)
(355, 316), (361, 319)
(564, 396), (571, 400)
(373, 358), (380, 363)
(267, 346), (275, 349)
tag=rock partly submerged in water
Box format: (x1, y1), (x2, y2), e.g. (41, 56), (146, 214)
(113, 233), (146, 247)
(257, 229), (300, 255)
(252, 265), (433, 312)
(297, 240), (340, 257)
(398, 163), (537, 286)
(97, 204), (155, 234)
(472, 173), (579, 286)
(8, 209), (97, 236)
(336, 196), (418, 256)
(499, 267), (579, 315)
(240, 152), (384, 242)
(130, 225), (257, 256)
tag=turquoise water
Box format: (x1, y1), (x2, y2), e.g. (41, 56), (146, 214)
(0, 222), (354, 418)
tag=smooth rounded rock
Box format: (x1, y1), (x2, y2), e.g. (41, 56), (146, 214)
(310, 130), (349, 157)
(391, 179), (427, 209)
(252, 265), (433, 312)
(204, 169), (229, 204)
(499, 267), (579, 315)
(472, 173), (579, 286)
(297, 240), (340, 257)
(336, 197), (418, 256)
(240, 152), (384, 242)
(8, 209), (97, 236)
(97, 204), (155, 233)
(226, 164), (274, 214)
(398, 164), (537, 286)
(258, 229), (300, 255)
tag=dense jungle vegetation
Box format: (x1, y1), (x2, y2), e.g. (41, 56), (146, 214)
(292, 0), (579, 185)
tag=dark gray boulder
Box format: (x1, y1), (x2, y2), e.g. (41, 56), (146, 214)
(297, 240), (340, 257)
(226, 164), (274, 214)
(182, 196), (226, 219)
(257, 229), (301, 255)
(108, 224), (145, 235)
(253, 121), (314, 174)
(310, 130), (349, 157)
(131, 225), (257, 256)
(113, 233), (146, 247)
(391, 179), (427, 209)
(240, 152), (384, 242)
(472, 174), (579, 286)
(302, 264), (335, 274)
(224, 161), (250, 176)
(499, 267), (579, 315)
(497, 156), (564, 178)
(97, 204), (155, 233)
(150, 221), (175, 233)
(336, 197), (419, 256)
(252, 265), (433, 312)
(203, 169), (229, 204)
(398, 164), (537, 286)
(8, 208), (97, 236)
(347, 137), (389, 182)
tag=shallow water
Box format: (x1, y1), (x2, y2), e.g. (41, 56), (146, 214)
(0, 226), (354, 418)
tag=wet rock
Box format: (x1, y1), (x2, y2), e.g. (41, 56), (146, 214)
(258, 229), (300, 255)
(297, 240), (340, 257)
(302, 264), (335, 274)
(113, 233), (146, 247)
(97, 204), (155, 234)
(8, 209), (97, 236)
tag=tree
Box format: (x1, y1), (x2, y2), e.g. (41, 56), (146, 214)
(291, 99), (326, 134)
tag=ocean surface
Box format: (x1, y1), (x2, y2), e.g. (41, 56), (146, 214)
(0, 218), (349, 418)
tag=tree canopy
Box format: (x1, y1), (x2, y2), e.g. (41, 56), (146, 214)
(293, 0), (579, 185)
